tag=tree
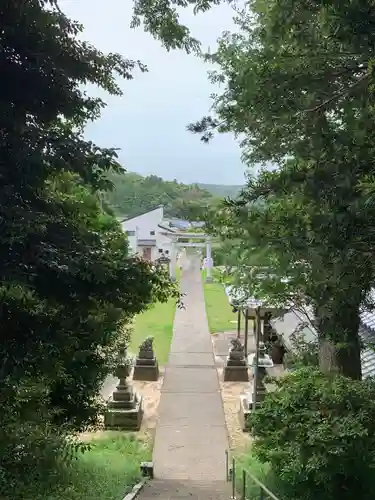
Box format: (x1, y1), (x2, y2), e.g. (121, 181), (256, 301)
(131, 0), (209, 52)
(1, 172), (177, 495)
(183, 0), (375, 379)
(249, 368), (375, 500)
(103, 170), (216, 219)
(0, 1), (177, 495)
(130, 0), (375, 378)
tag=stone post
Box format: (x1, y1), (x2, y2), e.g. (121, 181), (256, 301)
(134, 226), (139, 255)
(205, 237), (213, 282)
(169, 237), (177, 281)
(250, 342), (269, 405)
(263, 312), (272, 343)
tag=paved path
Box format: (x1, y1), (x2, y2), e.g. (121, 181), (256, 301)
(152, 259), (229, 480)
(138, 479), (231, 500)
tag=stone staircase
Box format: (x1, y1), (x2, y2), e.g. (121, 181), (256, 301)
(137, 479), (232, 500)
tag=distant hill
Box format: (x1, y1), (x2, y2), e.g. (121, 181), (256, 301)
(104, 171), (215, 220)
(104, 171), (242, 220)
(197, 183), (243, 198)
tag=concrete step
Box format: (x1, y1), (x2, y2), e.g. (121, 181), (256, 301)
(137, 479), (231, 500)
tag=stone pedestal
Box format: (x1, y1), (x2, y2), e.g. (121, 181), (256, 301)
(133, 337), (159, 381)
(104, 384), (143, 430)
(133, 357), (159, 381)
(223, 339), (249, 382)
(104, 344), (143, 431)
(238, 370), (267, 432)
(238, 385), (266, 432)
(239, 393), (252, 432)
(223, 356), (249, 381)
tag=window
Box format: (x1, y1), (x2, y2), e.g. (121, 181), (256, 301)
(126, 230), (135, 236)
(150, 230), (155, 236)
(158, 249), (163, 253)
(165, 250), (169, 255)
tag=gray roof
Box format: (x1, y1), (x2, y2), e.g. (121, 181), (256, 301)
(158, 223), (175, 233)
(274, 308), (375, 378)
(359, 311), (375, 378)
(120, 205), (163, 222)
(225, 286), (287, 318)
(272, 309), (316, 349)
(360, 311), (375, 331)
(225, 283), (375, 378)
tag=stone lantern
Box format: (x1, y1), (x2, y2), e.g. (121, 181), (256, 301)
(104, 344), (143, 430)
(248, 342), (274, 406)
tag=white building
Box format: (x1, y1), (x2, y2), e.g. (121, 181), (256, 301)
(120, 205), (175, 262)
(120, 205), (213, 281)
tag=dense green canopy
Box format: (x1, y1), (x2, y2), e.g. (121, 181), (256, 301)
(103, 170), (215, 219)
(0, 1), (177, 496)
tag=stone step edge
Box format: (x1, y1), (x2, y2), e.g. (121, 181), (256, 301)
(167, 364), (216, 369)
(122, 478), (148, 500)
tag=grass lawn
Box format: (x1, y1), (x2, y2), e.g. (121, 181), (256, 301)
(130, 267), (180, 364)
(236, 447), (285, 500)
(202, 268), (237, 334)
(235, 450), (279, 500)
(30, 434), (150, 500)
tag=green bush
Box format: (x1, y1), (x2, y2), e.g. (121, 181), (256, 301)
(13, 434), (150, 500)
(0, 378), (71, 496)
(283, 326), (319, 370)
(249, 368), (375, 500)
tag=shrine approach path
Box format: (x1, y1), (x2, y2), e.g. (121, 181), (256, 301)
(139, 257), (231, 500)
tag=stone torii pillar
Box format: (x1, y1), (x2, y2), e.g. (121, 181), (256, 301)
(205, 237), (213, 283)
(169, 237), (177, 281)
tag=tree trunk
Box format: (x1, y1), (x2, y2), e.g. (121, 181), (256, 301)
(316, 300), (362, 380)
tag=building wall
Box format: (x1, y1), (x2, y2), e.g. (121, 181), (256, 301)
(121, 206), (174, 261)
(126, 233), (138, 255)
(121, 206), (163, 238)
(156, 231), (173, 257)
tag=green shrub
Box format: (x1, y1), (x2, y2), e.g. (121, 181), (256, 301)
(0, 378), (71, 497)
(283, 326), (319, 370)
(12, 434), (150, 500)
(249, 368), (375, 500)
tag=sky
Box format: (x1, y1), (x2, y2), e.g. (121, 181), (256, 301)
(59, 0), (246, 185)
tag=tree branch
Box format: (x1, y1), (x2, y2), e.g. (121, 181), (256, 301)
(303, 73), (369, 113)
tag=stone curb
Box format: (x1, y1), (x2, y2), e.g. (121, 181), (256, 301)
(122, 478), (148, 500)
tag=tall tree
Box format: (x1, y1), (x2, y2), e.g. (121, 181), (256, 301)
(184, 0), (375, 379)
(129, 0), (375, 378)
(0, 1), (176, 494)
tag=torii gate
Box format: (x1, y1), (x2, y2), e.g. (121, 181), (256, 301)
(159, 231), (213, 283)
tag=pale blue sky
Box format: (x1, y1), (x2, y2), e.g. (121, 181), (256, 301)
(59, 0), (245, 185)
